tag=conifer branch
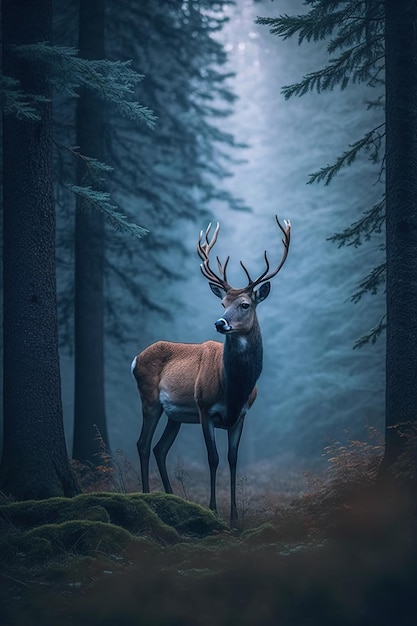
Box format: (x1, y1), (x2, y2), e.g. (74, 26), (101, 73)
(258, 0), (386, 348)
(282, 39), (384, 98)
(0, 75), (49, 120)
(328, 197), (385, 247)
(256, 11), (346, 44)
(257, 2), (384, 45)
(258, 2), (384, 97)
(65, 184), (148, 239)
(55, 142), (148, 240)
(53, 140), (113, 181)
(308, 123), (385, 185)
(351, 262), (386, 303)
(353, 314), (386, 349)
(11, 43), (157, 128)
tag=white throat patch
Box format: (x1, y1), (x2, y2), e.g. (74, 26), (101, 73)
(237, 336), (248, 351)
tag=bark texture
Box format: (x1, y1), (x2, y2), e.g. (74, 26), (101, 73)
(72, 0), (110, 463)
(382, 0), (417, 472)
(1, 0), (80, 498)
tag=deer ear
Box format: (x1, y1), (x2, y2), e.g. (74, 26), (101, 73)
(254, 282), (271, 304)
(209, 283), (225, 299)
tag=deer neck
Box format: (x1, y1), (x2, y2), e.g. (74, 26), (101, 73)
(222, 315), (263, 427)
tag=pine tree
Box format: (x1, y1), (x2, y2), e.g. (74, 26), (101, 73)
(52, 0), (246, 428)
(257, 0), (385, 346)
(1, 2), (156, 475)
(96, 0), (247, 341)
(258, 0), (417, 477)
(380, 0), (417, 478)
(53, 1), (244, 349)
(0, 0), (80, 499)
(62, 0), (156, 465)
(43, 0), (242, 463)
(72, 0), (110, 464)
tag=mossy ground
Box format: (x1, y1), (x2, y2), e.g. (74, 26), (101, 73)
(1, 445), (417, 626)
(0, 492), (226, 564)
(0, 484), (416, 626)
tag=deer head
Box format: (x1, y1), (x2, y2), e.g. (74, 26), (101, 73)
(197, 216), (291, 336)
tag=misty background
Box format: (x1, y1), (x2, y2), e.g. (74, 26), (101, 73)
(59, 0), (385, 478)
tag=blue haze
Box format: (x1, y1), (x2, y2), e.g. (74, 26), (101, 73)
(62, 0), (385, 476)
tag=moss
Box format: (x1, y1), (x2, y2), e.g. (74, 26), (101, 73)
(0, 492), (225, 540)
(0, 493), (226, 568)
(242, 522), (282, 545)
(140, 493), (227, 535)
(28, 520), (135, 555)
(79, 505), (111, 523)
(74, 493), (179, 542)
(21, 536), (55, 562)
(0, 520), (143, 565)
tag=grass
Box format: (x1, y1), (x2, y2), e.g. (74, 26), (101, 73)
(1, 429), (417, 626)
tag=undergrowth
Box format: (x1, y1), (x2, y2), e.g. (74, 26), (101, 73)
(2, 427), (417, 625)
(71, 426), (385, 533)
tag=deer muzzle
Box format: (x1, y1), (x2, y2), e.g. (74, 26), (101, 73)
(215, 317), (232, 333)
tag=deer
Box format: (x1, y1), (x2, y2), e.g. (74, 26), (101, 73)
(131, 216), (291, 526)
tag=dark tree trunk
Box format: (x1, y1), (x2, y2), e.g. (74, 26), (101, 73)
(0, 0), (80, 499)
(381, 0), (417, 475)
(72, 0), (110, 463)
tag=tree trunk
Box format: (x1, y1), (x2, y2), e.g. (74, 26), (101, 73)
(381, 0), (417, 475)
(0, 0), (80, 499)
(72, 0), (110, 463)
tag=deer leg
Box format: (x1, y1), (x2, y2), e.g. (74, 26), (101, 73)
(153, 419), (181, 493)
(201, 417), (219, 514)
(228, 415), (245, 527)
(137, 404), (163, 492)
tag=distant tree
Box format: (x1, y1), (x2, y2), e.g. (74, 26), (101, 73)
(53, 1), (245, 348)
(52, 0), (246, 416)
(257, 0), (385, 347)
(257, 0), (386, 347)
(37, 2), (154, 464)
(258, 0), (417, 478)
(99, 0), (248, 341)
(0, 0), (80, 498)
(72, 0), (109, 464)
(18, 0), (243, 470)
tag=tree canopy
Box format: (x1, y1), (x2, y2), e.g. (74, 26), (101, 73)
(258, 0), (417, 478)
(257, 0), (386, 347)
(53, 0), (247, 348)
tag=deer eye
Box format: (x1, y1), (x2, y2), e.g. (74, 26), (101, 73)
(241, 302), (250, 310)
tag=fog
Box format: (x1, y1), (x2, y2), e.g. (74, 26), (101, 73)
(62, 0), (385, 477)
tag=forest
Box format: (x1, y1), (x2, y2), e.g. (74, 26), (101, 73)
(1, 0), (417, 624)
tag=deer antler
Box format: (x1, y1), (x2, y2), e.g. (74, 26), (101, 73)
(240, 216), (291, 289)
(197, 222), (232, 291)
(198, 216), (291, 292)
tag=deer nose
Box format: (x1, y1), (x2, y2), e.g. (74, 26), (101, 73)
(215, 317), (232, 333)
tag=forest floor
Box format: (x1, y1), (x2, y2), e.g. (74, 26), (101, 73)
(1, 438), (417, 626)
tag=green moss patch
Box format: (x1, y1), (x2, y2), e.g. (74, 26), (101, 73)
(1, 520), (140, 563)
(242, 522), (282, 545)
(140, 492), (227, 535)
(0, 492), (227, 566)
(1, 481), (416, 626)
(0, 492), (224, 535)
